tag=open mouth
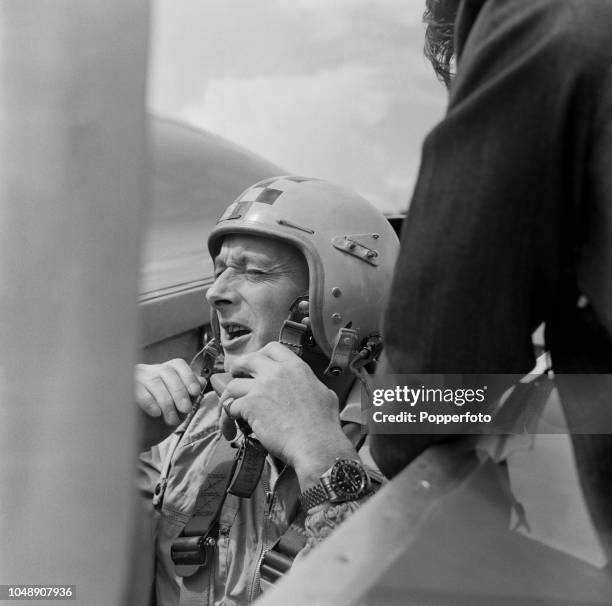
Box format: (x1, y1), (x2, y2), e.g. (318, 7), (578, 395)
(222, 322), (252, 343)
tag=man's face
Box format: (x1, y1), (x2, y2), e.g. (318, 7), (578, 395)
(206, 234), (308, 371)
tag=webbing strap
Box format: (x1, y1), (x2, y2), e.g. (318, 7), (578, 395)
(260, 514), (308, 590)
(173, 436), (236, 577)
(227, 437), (267, 498)
(209, 372), (268, 498)
(279, 319), (307, 356)
(175, 433), (269, 604)
(174, 436), (237, 606)
(177, 437), (261, 606)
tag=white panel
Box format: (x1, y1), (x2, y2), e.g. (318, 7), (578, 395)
(0, 2), (150, 604)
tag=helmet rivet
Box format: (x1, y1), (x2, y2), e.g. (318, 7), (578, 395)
(366, 250), (377, 259)
(331, 287), (342, 298)
(331, 313), (342, 323)
(372, 233), (380, 239)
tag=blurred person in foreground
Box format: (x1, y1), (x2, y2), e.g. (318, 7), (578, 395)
(136, 177), (398, 605)
(372, 0), (612, 555)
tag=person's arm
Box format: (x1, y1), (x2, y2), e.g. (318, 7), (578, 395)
(219, 341), (384, 521)
(300, 454), (384, 552)
(373, 0), (611, 478)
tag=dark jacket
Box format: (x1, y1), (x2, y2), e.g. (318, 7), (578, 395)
(374, 1), (612, 537)
(385, 0), (612, 375)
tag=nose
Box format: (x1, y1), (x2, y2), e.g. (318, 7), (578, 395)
(205, 270), (236, 309)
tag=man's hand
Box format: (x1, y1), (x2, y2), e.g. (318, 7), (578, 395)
(135, 359), (205, 425)
(219, 342), (357, 490)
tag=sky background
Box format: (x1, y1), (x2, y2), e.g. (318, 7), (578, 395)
(147, 0), (446, 213)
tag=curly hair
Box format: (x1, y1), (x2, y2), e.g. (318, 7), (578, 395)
(423, 0), (460, 88)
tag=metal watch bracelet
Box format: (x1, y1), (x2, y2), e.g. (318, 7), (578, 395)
(299, 483), (330, 511)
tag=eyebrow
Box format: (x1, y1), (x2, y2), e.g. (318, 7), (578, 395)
(214, 249), (274, 268)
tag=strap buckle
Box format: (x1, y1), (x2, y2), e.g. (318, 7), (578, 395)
(171, 532), (217, 576)
(279, 319), (307, 356)
(324, 327), (359, 376)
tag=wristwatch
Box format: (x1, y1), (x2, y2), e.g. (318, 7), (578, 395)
(299, 458), (372, 511)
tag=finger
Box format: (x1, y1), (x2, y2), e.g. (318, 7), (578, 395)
(219, 377), (255, 403)
(135, 383), (162, 418)
(229, 343), (304, 379)
(166, 358), (202, 397)
(228, 350), (278, 378)
(157, 365), (194, 415)
(144, 375), (180, 425)
(210, 372), (233, 396)
(223, 395), (248, 427)
(260, 341), (301, 362)
(220, 409), (238, 441)
(222, 396), (235, 419)
(225, 398), (255, 438)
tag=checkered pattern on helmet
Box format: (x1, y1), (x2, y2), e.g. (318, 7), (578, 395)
(236, 176), (316, 205)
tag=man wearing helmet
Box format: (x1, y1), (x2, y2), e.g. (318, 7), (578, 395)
(137, 176), (399, 605)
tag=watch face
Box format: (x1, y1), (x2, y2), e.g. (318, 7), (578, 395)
(330, 459), (367, 499)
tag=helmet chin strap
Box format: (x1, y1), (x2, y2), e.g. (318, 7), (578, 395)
(279, 292), (383, 398)
(348, 333), (383, 397)
(324, 327), (360, 376)
(211, 307), (221, 343)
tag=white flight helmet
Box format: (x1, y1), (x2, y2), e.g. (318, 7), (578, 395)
(207, 176), (399, 374)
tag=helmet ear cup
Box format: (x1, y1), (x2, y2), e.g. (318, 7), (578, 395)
(284, 294), (309, 323)
(290, 295), (311, 335)
(296, 298), (316, 348)
(296, 298), (310, 325)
